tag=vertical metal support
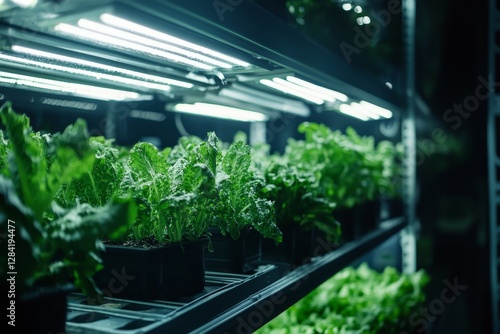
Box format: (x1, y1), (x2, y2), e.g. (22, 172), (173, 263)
(400, 0), (417, 274)
(250, 121), (267, 145)
(105, 102), (118, 139)
(487, 1), (499, 331)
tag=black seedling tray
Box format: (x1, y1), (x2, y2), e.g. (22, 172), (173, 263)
(65, 265), (279, 333)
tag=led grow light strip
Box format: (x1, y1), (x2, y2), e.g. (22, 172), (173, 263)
(260, 79), (324, 105)
(77, 19), (232, 69)
(172, 102), (268, 122)
(54, 23), (214, 70)
(349, 102), (381, 120)
(100, 14), (250, 68)
(338, 103), (369, 121)
(359, 100), (393, 118)
(0, 71), (142, 101)
(10, 45), (192, 89)
(219, 87), (310, 117)
(286, 76), (348, 102)
(273, 78), (334, 102)
(0, 53), (172, 92)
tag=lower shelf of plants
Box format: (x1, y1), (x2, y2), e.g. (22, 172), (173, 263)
(64, 217), (406, 334)
(65, 266), (280, 334)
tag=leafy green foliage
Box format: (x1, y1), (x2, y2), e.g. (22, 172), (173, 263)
(57, 137), (124, 208)
(122, 142), (171, 243)
(0, 102), (95, 221)
(217, 139), (281, 241)
(0, 130), (9, 177)
(0, 102), (136, 298)
(262, 160), (339, 242)
(257, 263), (429, 334)
(285, 122), (402, 209)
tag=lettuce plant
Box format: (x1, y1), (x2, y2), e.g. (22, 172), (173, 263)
(257, 263), (429, 334)
(0, 102), (136, 299)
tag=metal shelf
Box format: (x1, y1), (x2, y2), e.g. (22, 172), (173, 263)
(64, 217), (405, 334)
(192, 217), (406, 334)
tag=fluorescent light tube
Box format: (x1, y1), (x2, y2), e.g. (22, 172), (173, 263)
(338, 103), (369, 121)
(0, 71), (143, 101)
(359, 100), (393, 118)
(172, 102), (268, 122)
(11, 45), (193, 88)
(349, 102), (380, 120)
(285, 76), (348, 102)
(260, 79), (324, 105)
(0, 52), (172, 92)
(100, 14), (250, 68)
(55, 23), (214, 70)
(77, 19), (232, 69)
(219, 88), (310, 117)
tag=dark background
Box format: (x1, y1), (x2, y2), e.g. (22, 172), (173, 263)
(3, 0), (491, 332)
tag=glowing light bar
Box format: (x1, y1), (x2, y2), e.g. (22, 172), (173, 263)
(338, 103), (369, 121)
(260, 79), (324, 105)
(77, 19), (232, 69)
(10, 45), (193, 88)
(359, 100), (393, 118)
(0, 53), (171, 92)
(0, 71), (143, 101)
(285, 76), (348, 102)
(349, 102), (381, 120)
(55, 23), (214, 70)
(100, 14), (250, 67)
(172, 102), (268, 122)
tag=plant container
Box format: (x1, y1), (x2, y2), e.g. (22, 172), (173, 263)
(261, 224), (326, 268)
(204, 227), (262, 273)
(334, 200), (382, 242)
(95, 237), (208, 300)
(15, 285), (71, 334)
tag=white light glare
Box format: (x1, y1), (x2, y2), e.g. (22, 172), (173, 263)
(1, 51), (171, 92)
(0, 71), (142, 101)
(55, 23), (214, 70)
(173, 103), (268, 122)
(339, 104), (369, 121)
(363, 16), (371, 24)
(100, 14), (250, 67)
(78, 19), (232, 69)
(260, 79), (324, 105)
(356, 17), (364, 25)
(349, 102), (380, 120)
(354, 5), (362, 13)
(342, 3), (352, 11)
(11, 45), (193, 88)
(11, 0), (37, 8)
(359, 100), (393, 118)
(286, 76), (348, 102)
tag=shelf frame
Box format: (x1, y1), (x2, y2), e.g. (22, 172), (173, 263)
(190, 217), (406, 334)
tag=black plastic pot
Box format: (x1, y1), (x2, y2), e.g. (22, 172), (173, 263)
(96, 238), (208, 300)
(204, 227), (262, 273)
(334, 200), (382, 242)
(261, 224), (324, 268)
(380, 196), (403, 221)
(15, 285), (71, 334)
